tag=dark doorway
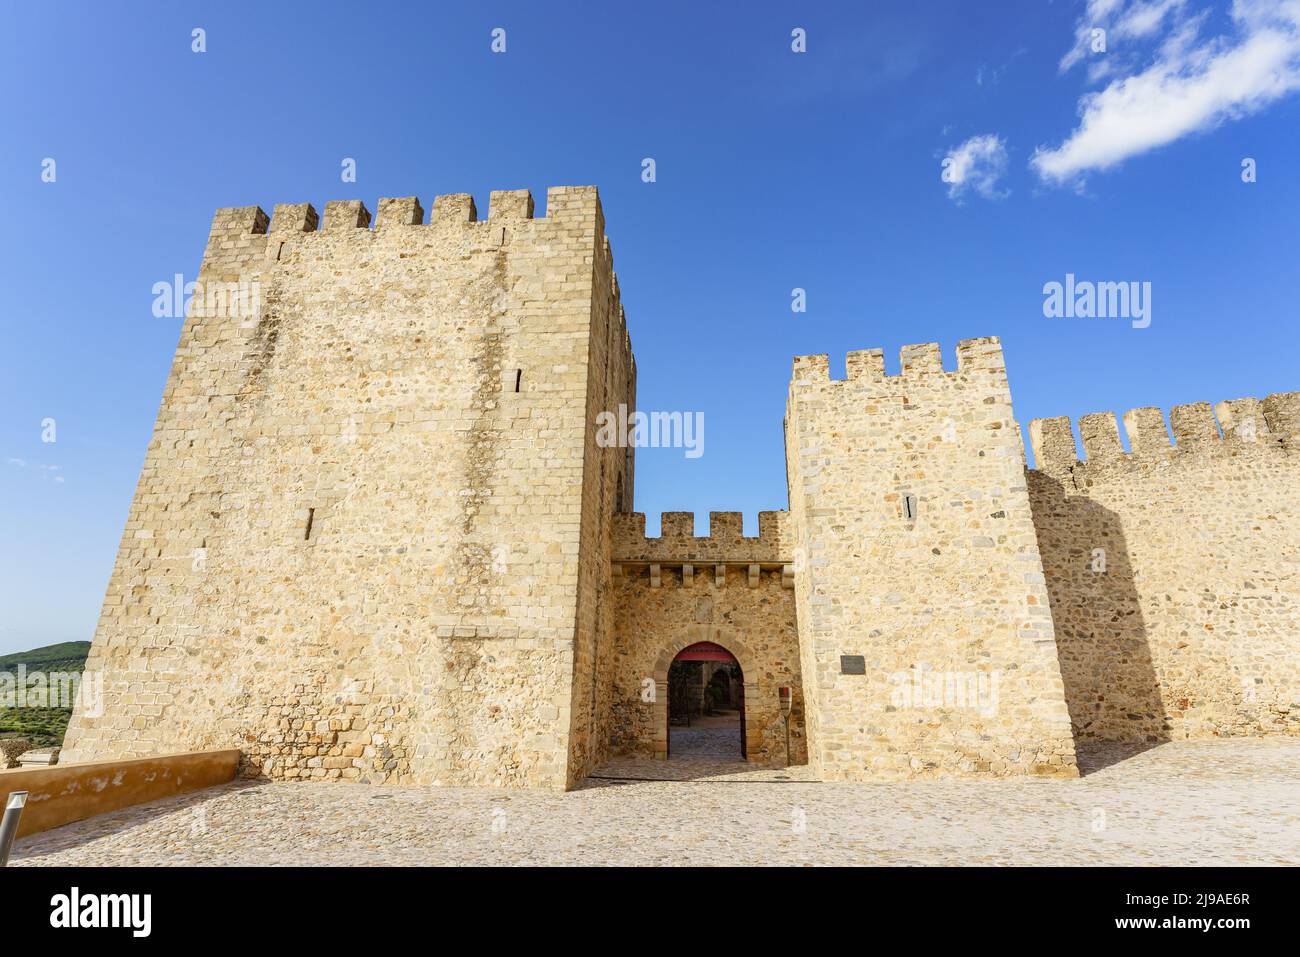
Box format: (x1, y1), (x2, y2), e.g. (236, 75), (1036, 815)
(667, 641), (745, 760)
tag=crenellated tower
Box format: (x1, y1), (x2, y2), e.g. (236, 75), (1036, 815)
(783, 337), (1078, 779)
(63, 186), (635, 790)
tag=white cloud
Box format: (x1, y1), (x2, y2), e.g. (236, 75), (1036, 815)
(1036, 0), (1300, 184)
(1060, 0), (1189, 73)
(1120, 0), (1192, 37)
(942, 134), (1011, 202)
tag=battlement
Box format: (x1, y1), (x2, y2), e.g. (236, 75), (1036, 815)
(612, 511), (789, 565)
(1029, 391), (1300, 480)
(206, 185), (604, 241)
(196, 184), (632, 361)
(790, 337), (1006, 387)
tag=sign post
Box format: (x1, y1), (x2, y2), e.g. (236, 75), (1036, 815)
(778, 687), (793, 767)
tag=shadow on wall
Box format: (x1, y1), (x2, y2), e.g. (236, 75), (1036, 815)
(1028, 473), (1170, 770)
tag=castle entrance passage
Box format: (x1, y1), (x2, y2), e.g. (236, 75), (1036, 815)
(667, 642), (745, 760)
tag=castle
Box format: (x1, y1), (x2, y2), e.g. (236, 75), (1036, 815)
(62, 186), (1300, 789)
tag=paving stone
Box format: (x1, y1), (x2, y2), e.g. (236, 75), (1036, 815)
(12, 740), (1297, 866)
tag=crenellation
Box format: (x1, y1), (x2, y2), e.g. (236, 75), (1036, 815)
(1028, 392), (1298, 487)
(238, 188), (612, 236)
(1079, 412), (1123, 464)
(659, 511), (695, 539)
(545, 186), (604, 236)
(707, 510), (743, 541)
(615, 511), (646, 539)
(955, 336), (1006, 374)
(489, 188), (535, 220)
(611, 511), (789, 564)
(321, 199), (371, 230)
(1122, 406), (1170, 457)
(375, 196), (424, 227)
(210, 205), (269, 238)
(900, 341), (944, 375)
(270, 203), (319, 233)
(431, 192), (477, 222)
(1215, 397), (1268, 445)
(1028, 416), (1077, 476)
(1169, 401), (1219, 449)
(791, 353), (830, 383)
(845, 348), (885, 380)
(1262, 391), (1300, 447)
(757, 510), (786, 543)
(796, 338), (1009, 390)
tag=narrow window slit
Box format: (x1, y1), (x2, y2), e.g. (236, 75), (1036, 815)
(514, 369), (522, 393)
(304, 508), (315, 540)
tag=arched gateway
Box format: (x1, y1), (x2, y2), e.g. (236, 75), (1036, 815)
(668, 641), (746, 758)
(609, 512), (805, 769)
(651, 627), (761, 761)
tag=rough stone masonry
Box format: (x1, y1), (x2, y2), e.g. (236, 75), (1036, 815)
(62, 186), (1300, 788)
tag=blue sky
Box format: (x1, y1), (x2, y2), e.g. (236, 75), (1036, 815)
(2, 0), (1299, 654)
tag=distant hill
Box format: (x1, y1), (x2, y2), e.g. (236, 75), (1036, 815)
(0, 640), (91, 675)
(0, 641), (92, 750)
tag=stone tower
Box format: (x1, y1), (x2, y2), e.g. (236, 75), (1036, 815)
(62, 186), (634, 790)
(783, 339), (1078, 778)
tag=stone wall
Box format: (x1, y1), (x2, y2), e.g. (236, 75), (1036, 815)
(1028, 393), (1300, 742)
(784, 338), (1078, 779)
(62, 186), (633, 790)
(0, 749), (239, 838)
(565, 222), (637, 786)
(609, 512), (805, 765)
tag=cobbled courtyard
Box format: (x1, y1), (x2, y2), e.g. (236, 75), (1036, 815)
(12, 739), (1299, 866)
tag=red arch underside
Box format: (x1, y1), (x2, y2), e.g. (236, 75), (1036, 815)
(674, 641), (737, 663)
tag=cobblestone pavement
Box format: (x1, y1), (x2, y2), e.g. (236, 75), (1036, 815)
(668, 712), (744, 760)
(11, 739), (1299, 866)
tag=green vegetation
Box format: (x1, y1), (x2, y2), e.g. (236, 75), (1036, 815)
(0, 707), (71, 748)
(0, 640), (91, 675)
(0, 640), (91, 749)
